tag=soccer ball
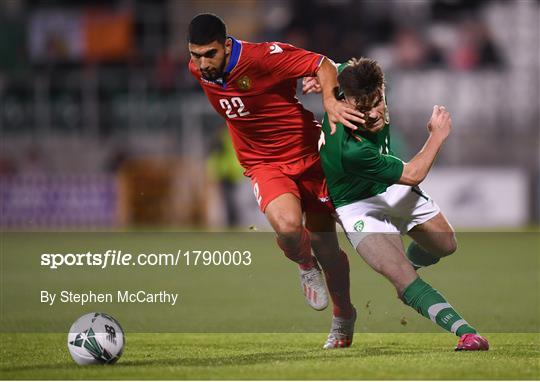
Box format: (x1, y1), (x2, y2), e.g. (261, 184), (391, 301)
(67, 312), (125, 365)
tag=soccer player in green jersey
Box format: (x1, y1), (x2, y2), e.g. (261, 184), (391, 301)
(313, 58), (489, 351)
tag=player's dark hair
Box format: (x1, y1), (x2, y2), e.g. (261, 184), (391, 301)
(188, 13), (227, 45)
(338, 57), (384, 107)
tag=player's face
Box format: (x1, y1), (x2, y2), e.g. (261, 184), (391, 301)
(346, 88), (387, 133)
(189, 39), (231, 81)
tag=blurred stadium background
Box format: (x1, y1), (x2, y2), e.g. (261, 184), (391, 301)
(0, 0), (538, 230)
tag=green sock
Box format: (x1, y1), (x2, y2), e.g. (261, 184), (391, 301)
(406, 242), (440, 269)
(402, 277), (477, 337)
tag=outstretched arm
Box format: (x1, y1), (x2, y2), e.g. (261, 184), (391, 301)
(399, 105), (452, 186)
(315, 58), (365, 134)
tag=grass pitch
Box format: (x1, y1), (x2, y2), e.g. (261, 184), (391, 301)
(1, 231), (538, 379)
(1, 332), (539, 379)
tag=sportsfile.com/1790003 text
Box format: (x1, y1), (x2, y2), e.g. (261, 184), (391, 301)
(40, 249), (253, 269)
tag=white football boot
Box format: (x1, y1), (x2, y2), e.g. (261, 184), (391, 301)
(323, 307), (357, 349)
(299, 265), (328, 311)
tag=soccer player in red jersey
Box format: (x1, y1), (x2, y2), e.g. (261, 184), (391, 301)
(187, 14), (364, 348)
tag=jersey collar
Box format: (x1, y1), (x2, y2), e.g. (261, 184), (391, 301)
(224, 36), (241, 75)
(203, 37), (241, 88)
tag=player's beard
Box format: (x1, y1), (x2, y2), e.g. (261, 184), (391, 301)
(201, 57), (228, 81)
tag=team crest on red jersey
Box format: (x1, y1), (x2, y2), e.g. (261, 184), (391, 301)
(237, 75), (252, 91)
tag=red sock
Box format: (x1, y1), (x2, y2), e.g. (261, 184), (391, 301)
(322, 249), (353, 319)
(276, 227), (316, 270)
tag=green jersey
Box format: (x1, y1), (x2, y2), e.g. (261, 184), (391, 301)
(320, 118), (404, 207)
(319, 64), (404, 208)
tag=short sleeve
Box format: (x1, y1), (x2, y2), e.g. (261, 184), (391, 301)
(259, 42), (324, 80)
(343, 142), (404, 184)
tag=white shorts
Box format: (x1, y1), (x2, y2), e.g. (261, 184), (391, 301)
(335, 184), (441, 249)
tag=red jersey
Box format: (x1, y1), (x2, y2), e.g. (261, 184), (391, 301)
(189, 37), (324, 169)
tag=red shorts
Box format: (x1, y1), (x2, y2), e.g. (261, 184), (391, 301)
(245, 155), (334, 213)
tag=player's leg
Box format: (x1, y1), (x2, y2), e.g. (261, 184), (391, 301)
(305, 211), (354, 318)
(337, 194), (488, 350)
(355, 233), (487, 350)
(391, 185), (456, 269)
(298, 158), (356, 348)
(409, 211), (456, 255)
(264, 193), (328, 311)
(265, 193), (315, 267)
(356, 233), (418, 291)
(407, 212), (457, 268)
(250, 165), (316, 268)
(249, 164), (328, 310)
(305, 213), (356, 349)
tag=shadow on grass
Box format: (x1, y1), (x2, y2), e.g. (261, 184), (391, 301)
(0, 345), (406, 373)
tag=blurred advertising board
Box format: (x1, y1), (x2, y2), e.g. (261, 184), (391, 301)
(421, 168), (529, 228)
(0, 174), (117, 228)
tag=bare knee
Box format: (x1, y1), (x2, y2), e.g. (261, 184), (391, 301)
(273, 214), (303, 249)
(438, 234), (458, 257)
(446, 234), (458, 255)
(272, 212), (302, 234)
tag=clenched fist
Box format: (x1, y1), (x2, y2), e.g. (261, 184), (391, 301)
(427, 105), (452, 141)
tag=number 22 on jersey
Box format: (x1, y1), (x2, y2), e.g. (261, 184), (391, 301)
(219, 97), (250, 119)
